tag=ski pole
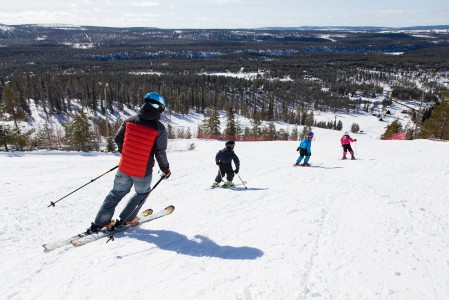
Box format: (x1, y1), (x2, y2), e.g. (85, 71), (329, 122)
(106, 174), (166, 243)
(48, 165), (118, 208)
(237, 174), (247, 189)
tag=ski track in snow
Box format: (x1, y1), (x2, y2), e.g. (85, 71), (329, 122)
(1, 131), (449, 299)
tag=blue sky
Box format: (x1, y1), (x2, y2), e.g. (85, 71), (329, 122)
(1, 0), (448, 28)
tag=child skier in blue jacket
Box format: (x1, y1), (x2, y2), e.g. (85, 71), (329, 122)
(294, 132), (314, 166)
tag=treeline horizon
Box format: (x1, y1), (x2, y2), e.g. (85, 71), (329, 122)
(0, 27), (448, 150)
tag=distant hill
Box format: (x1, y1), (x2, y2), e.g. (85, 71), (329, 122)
(259, 25), (449, 31)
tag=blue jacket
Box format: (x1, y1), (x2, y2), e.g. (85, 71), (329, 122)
(299, 138), (312, 153)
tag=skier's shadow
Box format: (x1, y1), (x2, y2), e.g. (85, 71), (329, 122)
(310, 166), (343, 169)
(123, 228), (264, 260)
(224, 187), (268, 191)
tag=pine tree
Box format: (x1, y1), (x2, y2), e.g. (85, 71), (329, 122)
(381, 120), (403, 140)
(251, 110), (262, 136)
(265, 122), (276, 140)
(201, 107), (211, 134)
(177, 128), (185, 139)
(196, 122), (203, 137)
(291, 126), (299, 140)
(350, 123), (360, 133)
(304, 110), (314, 126)
(336, 120), (343, 131)
(186, 127), (192, 139)
(224, 105), (236, 138)
(235, 118), (243, 137)
(243, 127), (251, 138)
(420, 93), (449, 140)
(167, 123), (175, 139)
(268, 97), (274, 121)
(10, 128), (34, 151)
(0, 124), (12, 151)
(2, 85), (22, 130)
(64, 111), (97, 151)
(35, 123), (58, 149)
(207, 107), (221, 135)
(276, 128), (289, 140)
(106, 136), (116, 152)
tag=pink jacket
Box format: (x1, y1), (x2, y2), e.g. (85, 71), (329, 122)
(341, 135), (355, 145)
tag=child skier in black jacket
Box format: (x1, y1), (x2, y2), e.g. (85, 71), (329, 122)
(212, 140), (240, 188)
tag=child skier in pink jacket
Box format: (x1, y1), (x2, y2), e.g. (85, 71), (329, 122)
(341, 132), (357, 160)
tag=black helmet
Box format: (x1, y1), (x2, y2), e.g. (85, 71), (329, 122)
(143, 92), (166, 113)
(225, 140), (235, 149)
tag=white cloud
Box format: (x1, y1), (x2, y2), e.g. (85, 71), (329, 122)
(195, 16), (211, 22)
(0, 10), (77, 24)
(129, 1), (159, 7)
(120, 12), (163, 24)
(122, 12), (161, 18)
(0, 0), (447, 28)
(209, 0), (239, 4)
(375, 9), (404, 17)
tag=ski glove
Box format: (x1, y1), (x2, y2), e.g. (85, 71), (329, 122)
(234, 169), (239, 174)
(162, 170), (171, 179)
(296, 147), (300, 152)
(307, 152), (311, 156)
(354, 139), (357, 141)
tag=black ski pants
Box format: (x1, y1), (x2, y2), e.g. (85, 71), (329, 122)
(215, 163), (234, 183)
(342, 144), (353, 153)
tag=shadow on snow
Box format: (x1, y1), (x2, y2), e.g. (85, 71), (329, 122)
(119, 228), (264, 260)
(221, 186), (268, 191)
(309, 166), (343, 169)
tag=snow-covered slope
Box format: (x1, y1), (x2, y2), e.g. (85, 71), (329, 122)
(1, 123), (449, 299)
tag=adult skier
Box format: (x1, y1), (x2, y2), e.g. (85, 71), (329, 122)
(341, 131), (357, 160)
(294, 132), (314, 166)
(212, 140), (240, 188)
(86, 92), (171, 233)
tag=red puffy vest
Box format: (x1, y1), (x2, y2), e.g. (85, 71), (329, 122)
(118, 122), (158, 177)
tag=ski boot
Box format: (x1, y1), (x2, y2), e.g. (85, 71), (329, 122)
(110, 217), (138, 230)
(85, 223), (102, 234)
(223, 181), (235, 187)
(125, 217), (139, 226)
(293, 162), (300, 166)
(303, 162), (311, 167)
(351, 155), (356, 160)
(85, 220), (115, 234)
(342, 155), (347, 160)
(211, 182), (220, 188)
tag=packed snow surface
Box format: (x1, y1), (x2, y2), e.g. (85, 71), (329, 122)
(1, 124), (449, 299)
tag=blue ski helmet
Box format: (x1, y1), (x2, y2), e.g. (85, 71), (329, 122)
(144, 92), (166, 113)
(307, 132), (314, 138)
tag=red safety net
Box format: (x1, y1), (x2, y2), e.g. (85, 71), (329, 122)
(387, 132), (406, 140)
(196, 133), (294, 141)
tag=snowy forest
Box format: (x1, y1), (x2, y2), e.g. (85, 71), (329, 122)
(1, 25), (449, 151)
